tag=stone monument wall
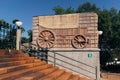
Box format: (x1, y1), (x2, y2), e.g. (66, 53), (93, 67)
(32, 13), (100, 80)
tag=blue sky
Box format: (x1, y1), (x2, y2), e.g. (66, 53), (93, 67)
(0, 0), (120, 37)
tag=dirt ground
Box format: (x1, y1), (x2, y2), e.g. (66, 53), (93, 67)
(101, 72), (120, 80)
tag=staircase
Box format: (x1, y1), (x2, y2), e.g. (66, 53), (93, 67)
(0, 49), (91, 80)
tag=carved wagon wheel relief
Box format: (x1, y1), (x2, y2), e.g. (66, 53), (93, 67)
(37, 30), (55, 49)
(71, 35), (87, 49)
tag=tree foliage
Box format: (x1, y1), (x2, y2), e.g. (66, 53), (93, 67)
(53, 6), (65, 15)
(76, 2), (99, 13)
(21, 37), (29, 43)
(0, 19), (27, 49)
(0, 20), (16, 48)
(27, 29), (32, 42)
(53, 6), (75, 14)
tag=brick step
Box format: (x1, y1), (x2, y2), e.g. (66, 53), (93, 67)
(0, 64), (53, 80)
(15, 72), (45, 80)
(80, 77), (91, 80)
(0, 50), (91, 80)
(0, 52), (29, 58)
(0, 50), (6, 55)
(15, 67), (59, 80)
(0, 50), (23, 54)
(56, 72), (73, 80)
(0, 57), (35, 62)
(0, 50), (29, 58)
(0, 61), (46, 75)
(39, 69), (65, 80)
(0, 58), (40, 68)
(70, 75), (80, 80)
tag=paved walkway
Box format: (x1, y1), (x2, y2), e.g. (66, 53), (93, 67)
(101, 73), (120, 80)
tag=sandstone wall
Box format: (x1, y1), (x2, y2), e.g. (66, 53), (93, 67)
(32, 13), (100, 80)
(32, 13), (98, 49)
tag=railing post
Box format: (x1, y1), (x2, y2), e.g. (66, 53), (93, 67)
(95, 66), (98, 80)
(54, 53), (56, 66)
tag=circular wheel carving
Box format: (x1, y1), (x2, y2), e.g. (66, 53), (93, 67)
(71, 35), (86, 49)
(37, 30), (55, 49)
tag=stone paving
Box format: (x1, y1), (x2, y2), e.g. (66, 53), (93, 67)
(101, 73), (120, 80)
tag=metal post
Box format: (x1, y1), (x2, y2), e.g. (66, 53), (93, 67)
(54, 53), (56, 66)
(95, 66), (98, 80)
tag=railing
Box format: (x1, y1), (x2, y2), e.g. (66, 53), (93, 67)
(21, 44), (98, 80)
(46, 50), (97, 79)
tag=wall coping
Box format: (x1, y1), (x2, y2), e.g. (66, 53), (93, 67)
(48, 48), (100, 52)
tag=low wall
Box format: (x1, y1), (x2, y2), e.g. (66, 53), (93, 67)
(48, 48), (100, 80)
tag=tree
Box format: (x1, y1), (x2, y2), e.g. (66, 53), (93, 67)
(76, 2), (99, 13)
(109, 8), (117, 18)
(12, 19), (19, 24)
(0, 20), (14, 48)
(65, 7), (75, 14)
(98, 9), (112, 49)
(53, 6), (75, 15)
(110, 11), (120, 49)
(21, 37), (29, 43)
(53, 6), (65, 15)
(27, 29), (32, 42)
(0, 19), (28, 49)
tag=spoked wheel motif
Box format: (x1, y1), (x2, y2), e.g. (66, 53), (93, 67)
(71, 35), (87, 49)
(37, 30), (55, 49)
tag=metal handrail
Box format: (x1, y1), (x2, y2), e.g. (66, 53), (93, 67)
(46, 53), (95, 74)
(21, 44), (97, 79)
(49, 50), (95, 68)
(42, 58), (95, 78)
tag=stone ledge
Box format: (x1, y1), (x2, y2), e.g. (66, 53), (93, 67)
(48, 48), (100, 52)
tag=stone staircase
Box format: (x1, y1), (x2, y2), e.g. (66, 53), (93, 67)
(0, 49), (91, 80)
